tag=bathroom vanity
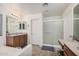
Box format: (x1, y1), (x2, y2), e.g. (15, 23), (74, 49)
(6, 33), (27, 47)
(6, 15), (28, 48)
(58, 39), (79, 56)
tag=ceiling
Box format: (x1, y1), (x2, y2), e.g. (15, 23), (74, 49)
(1, 3), (70, 17)
(18, 3), (70, 17)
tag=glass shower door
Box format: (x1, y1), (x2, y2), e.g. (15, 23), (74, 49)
(43, 21), (63, 45)
(73, 20), (79, 40)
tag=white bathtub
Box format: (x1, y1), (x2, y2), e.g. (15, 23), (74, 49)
(0, 44), (32, 56)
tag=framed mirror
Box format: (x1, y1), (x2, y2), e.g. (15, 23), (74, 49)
(6, 16), (18, 34)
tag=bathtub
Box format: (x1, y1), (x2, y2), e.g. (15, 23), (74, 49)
(0, 44), (32, 56)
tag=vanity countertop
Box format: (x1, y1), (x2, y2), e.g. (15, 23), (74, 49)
(58, 39), (79, 56)
(6, 33), (27, 36)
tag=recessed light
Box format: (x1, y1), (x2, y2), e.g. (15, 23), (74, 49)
(43, 3), (48, 7)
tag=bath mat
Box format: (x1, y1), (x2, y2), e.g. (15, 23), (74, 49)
(41, 46), (55, 51)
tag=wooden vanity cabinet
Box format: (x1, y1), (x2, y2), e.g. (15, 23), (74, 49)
(6, 34), (27, 47)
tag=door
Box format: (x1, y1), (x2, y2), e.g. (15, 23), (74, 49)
(31, 19), (42, 45)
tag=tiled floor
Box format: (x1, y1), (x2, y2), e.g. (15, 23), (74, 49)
(32, 45), (59, 56)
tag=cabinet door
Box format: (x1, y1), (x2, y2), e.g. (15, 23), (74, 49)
(19, 35), (25, 47)
(19, 34), (27, 47)
(6, 36), (14, 46)
(24, 34), (27, 45)
(14, 36), (20, 47)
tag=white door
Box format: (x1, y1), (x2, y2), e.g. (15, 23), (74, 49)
(31, 19), (42, 45)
